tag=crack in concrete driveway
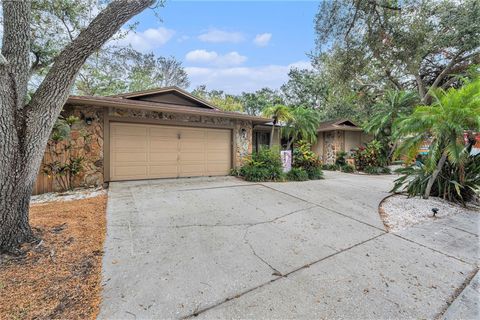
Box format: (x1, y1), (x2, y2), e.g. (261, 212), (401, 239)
(99, 172), (479, 319)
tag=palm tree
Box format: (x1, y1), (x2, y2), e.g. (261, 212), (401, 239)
(283, 107), (322, 150)
(394, 78), (480, 199)
(262, 104), (292, 148)
(364, 90), (418, 161)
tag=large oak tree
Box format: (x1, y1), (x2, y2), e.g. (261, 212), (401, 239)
(0, 0), (156, 254)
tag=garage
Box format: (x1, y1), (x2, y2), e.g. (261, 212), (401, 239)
(110, 122), (232, 181)
(33, 87), (271, 193)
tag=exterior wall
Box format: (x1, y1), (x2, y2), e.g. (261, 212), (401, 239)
(234, 120), (253, 167)
(312, 132), (324, 161)
(34, 105), (255, 193)
(33, 105), (105, 194)
(361, 132), (373, 145)
(322, 130), (345, 164)
(68, 106), (105, 187)
(345, 131), (362, 156)
(312, 130), (370, 165)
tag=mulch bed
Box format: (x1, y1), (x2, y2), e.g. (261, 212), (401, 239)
(0, 195), (107, 319)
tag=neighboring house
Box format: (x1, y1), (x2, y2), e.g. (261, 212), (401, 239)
(33, 87), (271, 194)
(312, 119), (371, 164)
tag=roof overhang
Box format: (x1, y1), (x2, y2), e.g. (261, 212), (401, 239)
(66, 95), (272, 124)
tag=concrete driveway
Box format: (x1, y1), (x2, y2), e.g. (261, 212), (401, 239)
(99, 171), (479, 319)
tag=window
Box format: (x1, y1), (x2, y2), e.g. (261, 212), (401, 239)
(253, 131), (270, 152)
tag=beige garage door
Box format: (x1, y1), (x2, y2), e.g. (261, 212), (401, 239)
(110, 122), (232, 181)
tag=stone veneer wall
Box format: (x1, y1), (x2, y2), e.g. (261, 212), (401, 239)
(64, 105), (105, 188)
(323, 130), (345, 164)
(234, 120), (253, 167)
(108, 107), (235, 126)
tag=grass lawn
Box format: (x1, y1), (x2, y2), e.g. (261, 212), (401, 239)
(0, 195), (107, 319)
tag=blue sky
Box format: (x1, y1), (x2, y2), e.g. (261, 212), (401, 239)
(117, 1), (319, 94)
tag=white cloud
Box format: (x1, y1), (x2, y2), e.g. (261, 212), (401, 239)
(177, 35), (190, 42)
(113, 27), (175, 52)
(186, 49), (218, 63)
(198, 29), (244, 43)
(185, 49), (247, 67)
(253, 33), (272, 47)
(185, 60), (313, 94)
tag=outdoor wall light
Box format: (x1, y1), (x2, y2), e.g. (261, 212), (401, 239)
(85, 117), (94, 125)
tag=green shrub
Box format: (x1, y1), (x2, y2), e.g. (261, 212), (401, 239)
(353, 140), (387, 171)
(286, 167), (309, 181)
(392, 154), (480, 204)
(240, 166), (272, 182)
(293, 141), (322, 168)
(340, 164), (355, 173)
(292, 140), (323, 180)
(306, 166), (324, 180)
(321, 164), (338, 171)
(239, 148), (283, 182)
(364, 166), (391, 175)
(229, 168), (241, 177)
(335, 151), (348, 167)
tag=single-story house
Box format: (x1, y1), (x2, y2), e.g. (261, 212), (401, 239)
(33, 87), (271, 194)
(312, 119), (371, 164)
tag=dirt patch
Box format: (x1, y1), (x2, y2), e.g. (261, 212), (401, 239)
(0, 195), (107, 319)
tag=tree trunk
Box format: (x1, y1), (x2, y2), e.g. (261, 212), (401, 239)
(423, 151), (448, 199)
(269, 122), (276, 148)
(286, 137), (295, 150)
(0, 173), (37, 254)
(0, 0), (155, 254)
(387, 140), (398, 163)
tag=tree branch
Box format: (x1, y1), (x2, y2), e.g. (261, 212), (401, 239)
(384, 69), (402, 90)
(416, 74), (426, 99)
(424, 50), (465, 102)
(345, 0), (361, 40)
(0, 53), (7, 66)
(368, 1), (401, 11)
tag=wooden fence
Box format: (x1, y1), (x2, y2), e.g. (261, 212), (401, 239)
(32, 152), (55, 195)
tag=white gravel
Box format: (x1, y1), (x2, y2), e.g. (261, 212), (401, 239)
(30, 187), (106, 204)
(380, 194), (479, 232)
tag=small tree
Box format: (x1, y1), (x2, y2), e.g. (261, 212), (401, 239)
(282, 107), (322, 150)
(262, 104), (293, 148)
(394, 79), (480, 199)
(364, 90), (418, 162)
